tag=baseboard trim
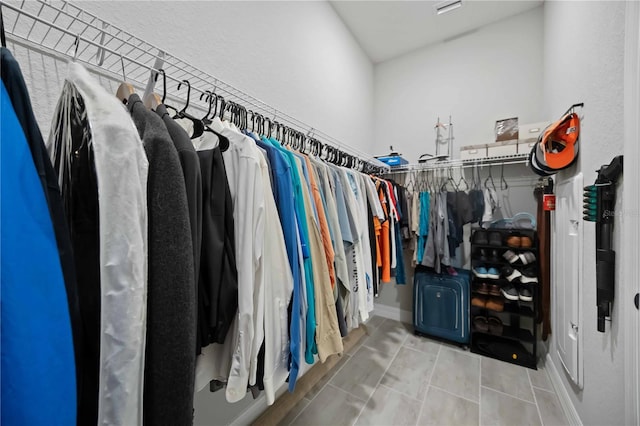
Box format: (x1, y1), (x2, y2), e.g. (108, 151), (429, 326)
(373, 303), (412, 324)
(545, 353), (583, 426)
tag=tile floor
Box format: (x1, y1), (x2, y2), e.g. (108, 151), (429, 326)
(279, 317), (569, 426)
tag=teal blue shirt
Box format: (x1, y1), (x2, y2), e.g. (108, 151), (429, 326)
(266, 138), (317, 363)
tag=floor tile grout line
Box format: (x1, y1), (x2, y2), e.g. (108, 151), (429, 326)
(435, 346), (481, 404)
(429, 383), (481, 407)
(284, 396), (310, 426)
(415, 343), (443, 426)
(327, 382), (368, 403)
(481, 385), (537, 405)
(351, 331), (408, 426)
(305, 352), (352, 404)
(529, 369), (545, 426)
(378, 383), (423, 403)
(286, 383), (364, 426)
(399, 341), (441, 356)
(286, 334), (360, 425)
(531, 385), (557, 394)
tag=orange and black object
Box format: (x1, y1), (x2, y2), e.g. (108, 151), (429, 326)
(583, 155), (623, 332)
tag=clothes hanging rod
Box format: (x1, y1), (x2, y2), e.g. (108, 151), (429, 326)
(0, 0), (389, 171)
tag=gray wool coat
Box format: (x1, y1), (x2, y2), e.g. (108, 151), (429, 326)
(128, 94), (196, 426)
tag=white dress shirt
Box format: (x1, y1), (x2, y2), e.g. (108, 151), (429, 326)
(258, 150), (294, 405)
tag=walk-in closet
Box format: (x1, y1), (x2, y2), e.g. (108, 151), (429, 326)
(1, 1), (638, 426)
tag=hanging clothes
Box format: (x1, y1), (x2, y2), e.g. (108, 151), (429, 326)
(191, 129), (238, 349)
(156, 104), (204, 349)
(46, 63), (150, 425)
(390, 181), (407, 285)
(377, 182), (391, 283)
(1, 47), (77, 426)
(256, 149), (294, 405)
(295, 157), (343, 361)
(208, 117), (266, 403)
(250, 133), (303, 392)
(416, 191), (430, 263)
(49, 75), (102, 426)
(128, 93), (196, 426)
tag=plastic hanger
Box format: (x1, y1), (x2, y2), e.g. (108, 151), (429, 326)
(199, 90), (213, 121)
(217, 95), (226, 119)
(174, 79), (204, 139)
(1, 6), (6, 48)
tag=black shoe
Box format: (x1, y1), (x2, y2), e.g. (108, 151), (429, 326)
(503, 249), (519, 264)
(501, 284), (520, 301)
(489, 231), (502, 246)
(518, 251), (537, 265)
(519, 284), (533, 302)
(490, 249), (501, 263)
(479, 248), (489, 262)
(502, 265), (522, 282)
(520, 267), (538, 283)
(474, 230), (489, 245)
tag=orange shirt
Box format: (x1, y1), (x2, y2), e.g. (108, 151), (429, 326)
(304, 156), (336, 290)
(377, 182), (391, 283)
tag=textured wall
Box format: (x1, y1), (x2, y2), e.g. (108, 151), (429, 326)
(373, 6), (545, 163)
(5, 1), (374, 424)
(10, 0), (375, 155)
(372, 7), (543, 312)
(544, 1), (627, 425)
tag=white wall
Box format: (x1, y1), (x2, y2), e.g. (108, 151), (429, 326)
(11, 0), (375, 155)
(544, 2), (627, 425)
(374, 6), (545, 163)
(6, 2), (373, 424)
(372, 7), (544, 311)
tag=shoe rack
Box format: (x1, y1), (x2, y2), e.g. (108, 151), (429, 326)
(469, 228), (538, 369)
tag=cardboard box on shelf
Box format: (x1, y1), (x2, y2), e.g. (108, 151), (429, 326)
(518, 121), (551, 154)
(519, 121), (551, 142)
(487, 140), (519, 157)
(460, 144), (488, 160)
(495, 117), (519, 142)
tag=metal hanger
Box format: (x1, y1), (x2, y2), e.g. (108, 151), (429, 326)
(115, 52), (136, 104)
(500, 162), (509, 190)
(143, 68), (164, 110)
(456, 167), (469, 191)
(485, 165), (497, 191)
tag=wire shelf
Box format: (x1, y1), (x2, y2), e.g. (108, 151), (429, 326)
(0, 0), (389, 171)
(386, 153), (530, 173)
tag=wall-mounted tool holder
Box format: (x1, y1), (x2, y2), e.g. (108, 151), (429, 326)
(583, 155), (623, 332)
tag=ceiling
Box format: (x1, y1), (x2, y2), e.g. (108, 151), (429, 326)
(329, 0), (543, 63)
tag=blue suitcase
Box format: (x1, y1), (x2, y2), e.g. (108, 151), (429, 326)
(413, 267), (470, 345)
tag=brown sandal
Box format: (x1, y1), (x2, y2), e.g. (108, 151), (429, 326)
(488, 316), (503, 335)
(473, 316), (489, 333)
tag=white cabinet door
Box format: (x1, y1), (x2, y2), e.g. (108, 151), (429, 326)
(552, 173), (584, 388)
